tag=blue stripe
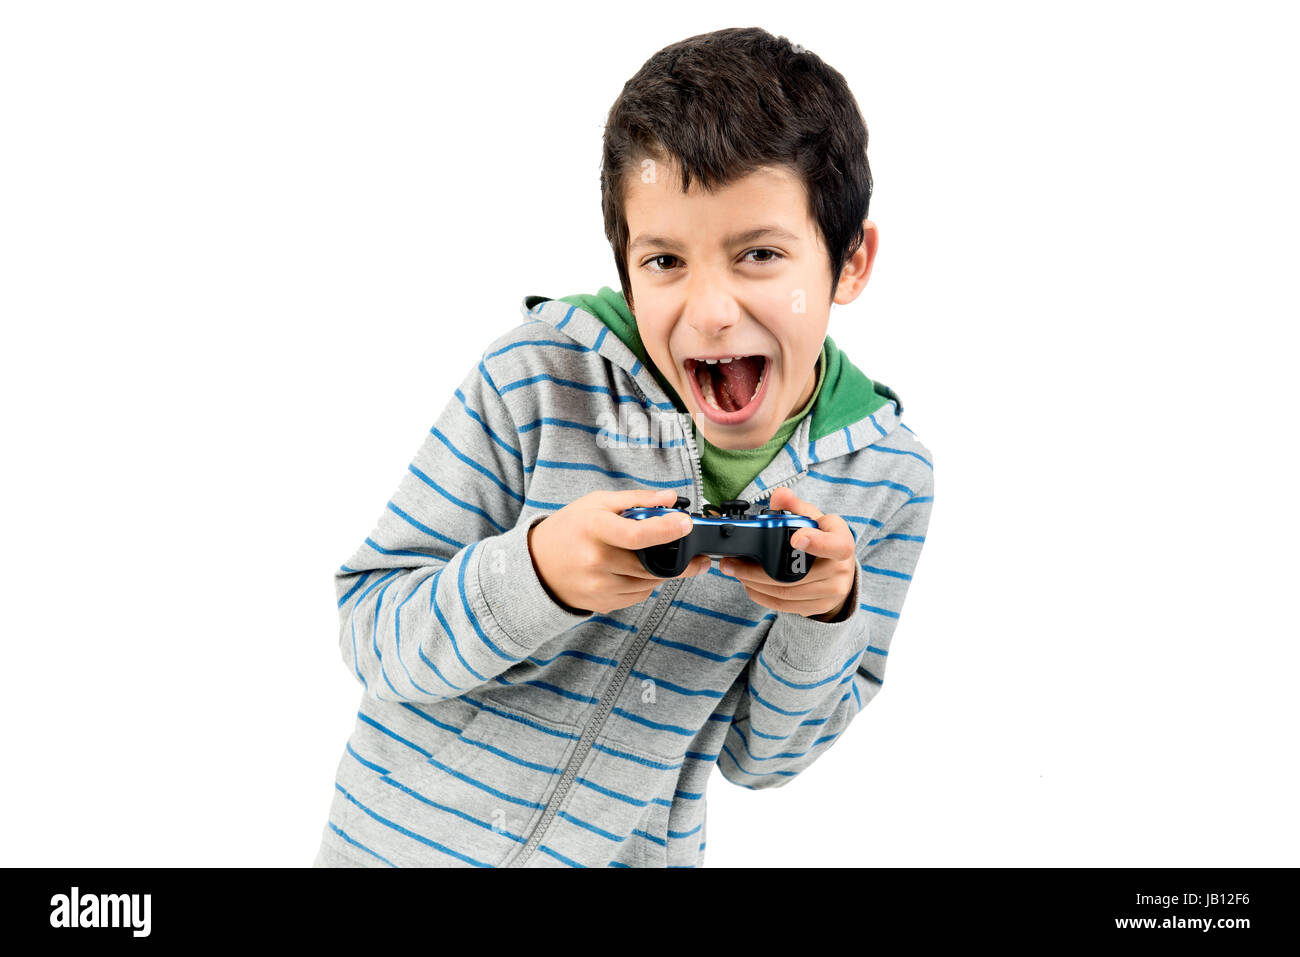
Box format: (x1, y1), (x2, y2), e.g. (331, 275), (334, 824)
(647, 633), (753, 664)
(590, 741), (683, 770)
(840, 513), (885, 530)
(807, 468), (914, 495)
(335, 785), (491, 868)
(486, 337), (591, 359)
(859, 602), (901, 620)
(461, 696), (581, 741)
(337, 570), (373, 608)
(456, 736), (561, 775)
(537, 844), (585, 867)
(500, 371), (645, 403)
(731, 721), (838, 762)
(357, 711), (432, 758)
(747, 681), (815, 717)
(558, 809), (625, 843)
(379, 775), (527, 843)
(611, 707), (696, 736)
(456, 385), (522, 461)
(753, 648), (858, 690)
(868, 412), (888, 438)
(456, 540), (526, 663)
(575, 775), (670, 808)
(335, 783), (492, 867)
(397, 702), (461, 736)
(671, 600), (766, 628)
(393, 571), (442, 697)
(378, 498), (466, 549)
(528, 647), (620, 668)
(407, 464), (508, 534)
(590, 614), (639, 633)
(534, 458), (690, 490)
(494, 676), (601, 705)
(430, 568), (487, 683)
(867, 532), (925, 546)
(868, 442), (933, 469)
(429, 427), (524, 504)
(783, 443), (803, 473)
(720, 745), (795, 779)
(424, 754), (545, 810)
(629, 669), (727, 699)
(372, 576), (404, 699)
(346, 741), (389, 775)
(327, 820), (397, 867)
(862, 562), (912, 581)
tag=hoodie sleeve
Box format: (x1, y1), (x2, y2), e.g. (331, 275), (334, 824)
(332, 349), (594, 703)
(718, 468), (934, 788)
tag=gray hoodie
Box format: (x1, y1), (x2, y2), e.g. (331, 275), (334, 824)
(313, 293), (935, 867)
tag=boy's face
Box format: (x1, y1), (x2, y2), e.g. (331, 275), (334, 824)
(624, 159), (875, 451)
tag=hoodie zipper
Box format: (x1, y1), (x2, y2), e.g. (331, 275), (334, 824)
(680, 413), (706, 511)
(507, 573), (687, 867)
(507, 404), (704, 868)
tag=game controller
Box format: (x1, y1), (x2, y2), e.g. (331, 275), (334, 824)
(620, 497), (819, 583)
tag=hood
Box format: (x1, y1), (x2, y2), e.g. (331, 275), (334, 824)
(541, 286), (901, 439)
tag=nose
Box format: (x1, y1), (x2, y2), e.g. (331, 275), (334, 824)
(681, 277), (740, 340)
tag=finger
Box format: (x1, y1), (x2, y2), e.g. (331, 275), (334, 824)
(605, 538), (711, 583)
(599, 507), (694, 552)
(768, 486), (824, 522)
(768, 488), (854, 561)
(735, 583), (851, 616)
(722, 554), (836, 588)
(788, 518), (856, 562)
(588, 486), (685, 514)
(737, 573), (847, 603)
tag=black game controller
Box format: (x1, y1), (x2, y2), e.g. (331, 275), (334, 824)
(620, 497), (819, 583)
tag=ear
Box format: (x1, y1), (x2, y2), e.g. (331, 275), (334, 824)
(833, 220), (878, 305)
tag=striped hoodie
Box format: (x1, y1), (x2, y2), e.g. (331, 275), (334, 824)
(313, 291), (935, 868)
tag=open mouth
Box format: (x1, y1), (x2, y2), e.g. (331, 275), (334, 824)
(684, 355), (769, 423)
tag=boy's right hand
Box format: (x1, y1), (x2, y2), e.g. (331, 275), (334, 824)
(527, 488), (710, 616)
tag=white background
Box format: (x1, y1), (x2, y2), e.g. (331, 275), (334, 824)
(2, 0), (1296, 868)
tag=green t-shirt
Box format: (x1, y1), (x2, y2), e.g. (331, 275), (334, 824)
(557, 286), (889, 508)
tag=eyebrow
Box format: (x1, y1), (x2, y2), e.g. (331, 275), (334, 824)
(628, 225), (801, 254)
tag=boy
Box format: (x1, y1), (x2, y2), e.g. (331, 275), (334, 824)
(314, 26), (933, 868)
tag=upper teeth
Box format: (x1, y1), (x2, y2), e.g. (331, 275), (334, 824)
(702, 357), (742, 364)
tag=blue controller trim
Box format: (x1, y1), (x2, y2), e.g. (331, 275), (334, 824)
(619, 497), (820, 582)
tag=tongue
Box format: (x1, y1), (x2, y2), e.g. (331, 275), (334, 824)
(710, 356), (763, 412)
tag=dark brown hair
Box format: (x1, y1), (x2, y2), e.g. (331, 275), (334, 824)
(601, 27), (873, 309)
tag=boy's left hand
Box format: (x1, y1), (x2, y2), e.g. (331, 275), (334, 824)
(718, 487), (858, 622)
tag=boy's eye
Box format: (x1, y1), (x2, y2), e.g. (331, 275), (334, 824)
(640, 249), (784, 273)
(646, 254), (680, 272)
